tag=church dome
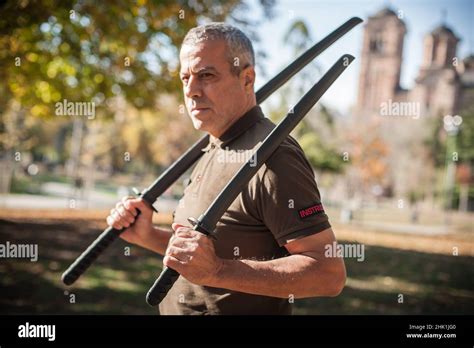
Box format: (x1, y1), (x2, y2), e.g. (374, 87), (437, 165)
(430, 24), (459, 41)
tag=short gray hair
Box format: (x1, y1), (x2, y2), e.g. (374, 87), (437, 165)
(182, 22), (255, 76)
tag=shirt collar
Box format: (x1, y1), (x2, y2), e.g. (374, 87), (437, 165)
(202, 105), (264, 152)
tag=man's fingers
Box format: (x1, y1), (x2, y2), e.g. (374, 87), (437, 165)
(172, 223), (185, 231)
(116, 196), (153, 218)
(111, 210), (121, 222)
(108, 208), (130, 228)
(121, 195), (135, 205)
(127, 198), (154, 218)
(111, 209), (128, 226)
(122, 196), (138, 216)
(163, 255), (185, 272)
(168, 238), (194, 251)
(106, 215), (114, 227)
(117, 205), (136, 224)
(166, 246), (190, 261)
(172, 223), (196, 236)
(106, 215), (124, 230)
(107, 195), (154, 230)
(175, 227), (198, 239)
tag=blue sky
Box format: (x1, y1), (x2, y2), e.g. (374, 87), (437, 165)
(251, 0), (473, 115)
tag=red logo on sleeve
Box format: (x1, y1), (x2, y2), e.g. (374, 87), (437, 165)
(298, 203), (325, 219)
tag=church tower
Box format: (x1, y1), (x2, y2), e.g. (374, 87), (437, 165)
(412, 24), (461, 116)
(421, 25), (459, 70)
(356, 8), (406, 117)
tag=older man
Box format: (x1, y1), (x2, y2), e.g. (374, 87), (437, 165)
(107, 23), (346, 315)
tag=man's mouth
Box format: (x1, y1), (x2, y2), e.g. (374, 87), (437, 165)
(191, 107), (210, 115)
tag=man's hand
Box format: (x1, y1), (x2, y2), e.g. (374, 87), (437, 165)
(106, 196), (154, 248)
(164, 223), (224, 286)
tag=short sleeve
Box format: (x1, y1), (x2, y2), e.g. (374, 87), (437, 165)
(256, 139), (331, 246)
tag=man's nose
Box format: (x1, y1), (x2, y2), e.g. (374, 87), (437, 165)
(184, 75), (202, 99)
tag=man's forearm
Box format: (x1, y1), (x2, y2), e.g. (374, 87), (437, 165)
(212, 254), (345, 299)
(138, 226), (173, 255)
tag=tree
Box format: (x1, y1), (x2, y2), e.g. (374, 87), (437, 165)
(275, 18), (345, 173)
(0, 0), (275, 192)
(0, 0), (275, 117)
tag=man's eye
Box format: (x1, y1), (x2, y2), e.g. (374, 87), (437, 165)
(181, 76), (189, 83)
(199, 73), (213, 78)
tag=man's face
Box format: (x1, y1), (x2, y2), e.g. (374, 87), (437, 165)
(179, 40), (253, 137)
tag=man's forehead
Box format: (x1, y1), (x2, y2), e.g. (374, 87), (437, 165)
(179, 41), (227, 72)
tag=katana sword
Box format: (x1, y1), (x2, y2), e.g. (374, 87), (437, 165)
(146, 54), (355, 306)
(61, 17), (362, 287)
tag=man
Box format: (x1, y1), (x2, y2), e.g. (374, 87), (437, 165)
(107, 23), (346, 315)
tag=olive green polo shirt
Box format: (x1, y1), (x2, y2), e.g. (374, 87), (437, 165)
(159, 105), (331, 315)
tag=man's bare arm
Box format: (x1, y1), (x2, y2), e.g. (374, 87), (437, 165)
(138, 226), (173, 255)
(165, 226), (346, 298)
(211, 228), (346, 298)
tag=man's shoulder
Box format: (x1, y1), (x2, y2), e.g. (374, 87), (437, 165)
(233, 116), (275, 148)
(237, 115), (313, 180)
(264, 136), (311, 175)
(243, 116), (305, 154)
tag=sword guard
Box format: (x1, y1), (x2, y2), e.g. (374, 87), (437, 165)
(187, 217), (217, 240)
(133, 187), (158, 213)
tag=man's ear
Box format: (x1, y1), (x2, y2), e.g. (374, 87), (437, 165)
(241, 65), (255, 92)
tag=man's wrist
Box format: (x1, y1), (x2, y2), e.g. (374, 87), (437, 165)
(211, 258), (232, 288)
(158, 226), (176, 253)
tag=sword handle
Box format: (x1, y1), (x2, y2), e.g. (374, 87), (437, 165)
(146, 266), (180, 306)
(61, 221), (132, 285)
(146, 216), (212, 306)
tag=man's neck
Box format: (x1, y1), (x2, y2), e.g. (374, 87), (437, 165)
(209, 94), (257, 139)
(210, 102), (257, 140)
